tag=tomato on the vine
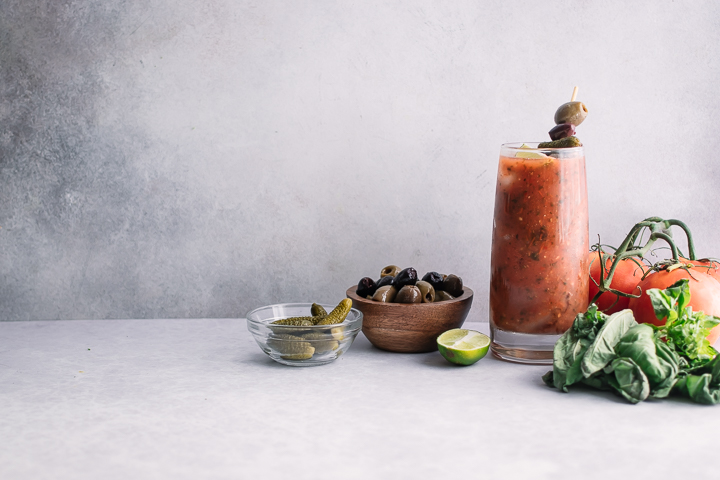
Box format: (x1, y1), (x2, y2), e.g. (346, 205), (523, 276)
(588, 252), (645, 314)
(628, 264), (720, 345)
(679, 258), (720, 282)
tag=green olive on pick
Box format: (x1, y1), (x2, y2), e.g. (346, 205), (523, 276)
(554, 101), (588, 126)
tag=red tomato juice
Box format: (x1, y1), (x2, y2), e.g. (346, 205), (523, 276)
(490, 152), (589, 335)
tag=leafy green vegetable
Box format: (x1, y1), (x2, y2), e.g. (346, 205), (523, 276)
(605, 357), (650, 404)
(543, 305), (608, 392)
(674, 355), (720, 404)
(614, 324), (680, 398)
(543, 279), (720, 405)
(647, 279), (719, 366)
(581, 310), (636, 378)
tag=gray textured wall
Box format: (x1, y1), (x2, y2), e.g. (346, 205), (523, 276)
(2, 0), (719, 321)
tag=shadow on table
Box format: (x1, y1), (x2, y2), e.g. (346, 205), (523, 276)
(233, 352), (289, 369)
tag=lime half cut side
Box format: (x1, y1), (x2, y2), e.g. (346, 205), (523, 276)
(437, 329), (490, 366)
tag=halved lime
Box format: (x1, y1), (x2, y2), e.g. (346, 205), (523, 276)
(515, 144), (547, 159)
(437, 329), (490, 366)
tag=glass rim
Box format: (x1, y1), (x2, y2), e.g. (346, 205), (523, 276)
(501, 142), (584, 153)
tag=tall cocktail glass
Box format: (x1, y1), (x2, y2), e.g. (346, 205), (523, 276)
(489, 143), (589, 364)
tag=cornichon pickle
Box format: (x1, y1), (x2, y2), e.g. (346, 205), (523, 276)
(271, 316), (315, 326)
(302, 332), (339, 353)
(267, 334), (315, 360)
(538, 136), (582, 149)
(310, 304), (328, 324)
(330, 326), (345, 341)
(315, 298), (353, 325)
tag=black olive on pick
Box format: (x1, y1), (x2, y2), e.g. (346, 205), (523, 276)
(548, 123), (576, 141)
(356, 277), (377, 297)
(392, 267), (418, 289)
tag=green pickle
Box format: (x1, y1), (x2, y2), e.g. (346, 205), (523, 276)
(271, 316), (315, 326)
(267, 333), (315, 360)
(310, 303), (328, 317)
(301, 332), (339, 353)
(538, 136), (583, 149)
(266, 299), (353, 361)
(315, 298), (352, 325)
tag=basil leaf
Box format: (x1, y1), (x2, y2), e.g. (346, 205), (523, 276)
(546, 305), (608, 392)
(615, 324), (680, 395)
(581, 310), (637, 378)
(649, 339), (681, 398)
(648, 278), (692, 324)
(606, 357), (650, 404)
(674, 372), (720, 405)
(665, 309), (720, 366)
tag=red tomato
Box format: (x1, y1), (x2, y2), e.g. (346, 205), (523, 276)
(679, 258), (720, 282)
(588, 252), (645, 314)
(627, 265), (720, 345)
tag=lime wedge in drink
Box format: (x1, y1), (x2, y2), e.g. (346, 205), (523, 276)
(515, 144), (547, 159)
(437, 329), (490, 365)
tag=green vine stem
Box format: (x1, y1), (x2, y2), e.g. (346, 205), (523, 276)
(589, 217), (697, 306)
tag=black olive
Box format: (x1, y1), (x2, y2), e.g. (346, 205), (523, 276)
(376, 276), (394, 289)
(548, 123), (576, 141)
(356, 277), (377, 297)
(392, 267), (418, 289)
(421, 271), (444, 290)
(440, 274), (463, 297)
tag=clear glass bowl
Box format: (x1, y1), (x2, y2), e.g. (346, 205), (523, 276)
(246, 303), (363, 366)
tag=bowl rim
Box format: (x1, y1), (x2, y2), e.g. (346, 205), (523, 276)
(245, 302), (363, 329)
(346, 285), (474, 306)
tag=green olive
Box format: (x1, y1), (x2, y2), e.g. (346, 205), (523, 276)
(372, 285), (397, 303)
(554, 101), (588, 126)
(435, 290), (455, 302)
(380, 265), (401, 278)
(395, 285), (421, 304)
(415, 281), (435, 303)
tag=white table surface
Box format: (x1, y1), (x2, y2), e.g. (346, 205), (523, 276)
(0, 318), (716, 480)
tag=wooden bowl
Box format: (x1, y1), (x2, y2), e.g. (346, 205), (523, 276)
(345, 286), (474, 353)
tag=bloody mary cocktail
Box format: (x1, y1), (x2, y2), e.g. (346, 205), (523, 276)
(490, 143), (589, 364)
